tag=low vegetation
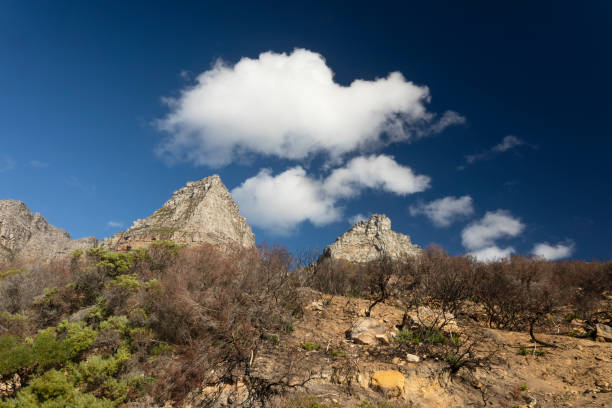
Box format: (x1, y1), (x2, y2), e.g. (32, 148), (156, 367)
(0, 243), (610, 406)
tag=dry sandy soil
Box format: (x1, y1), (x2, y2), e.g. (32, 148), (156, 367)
(231, 289), (612, 408)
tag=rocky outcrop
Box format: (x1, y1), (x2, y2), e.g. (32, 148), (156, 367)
(0, 200), (98, 264)
(102, 175), (255, 251)
(321, 214), (422, 263)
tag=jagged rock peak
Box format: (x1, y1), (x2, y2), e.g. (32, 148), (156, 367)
(101, 175), (255, 251)
(0, 199), (98, 264)
(321, 214), (422, 263)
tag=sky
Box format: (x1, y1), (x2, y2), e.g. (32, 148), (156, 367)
(1, 1), (611, 261)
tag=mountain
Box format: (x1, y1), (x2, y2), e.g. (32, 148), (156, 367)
(101, 175), (255, 251)
(320, 214), (422, 263)
(0, 200), (98, 264)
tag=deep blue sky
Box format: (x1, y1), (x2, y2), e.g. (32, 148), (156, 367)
(1, 1), (610, 260)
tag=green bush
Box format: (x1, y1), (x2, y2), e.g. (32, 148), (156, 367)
(300, 342), (320, 351)
(0, 369), (114, 408)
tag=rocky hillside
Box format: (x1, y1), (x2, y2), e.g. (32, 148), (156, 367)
(0, 200), (98, 264)
(102, 175), (255, 251)
(321, 214), (422, 263)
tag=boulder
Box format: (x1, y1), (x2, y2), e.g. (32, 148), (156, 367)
(349, 317), (390, 345)
(595, 323), (612, 342)
(370, 370), (405, 398)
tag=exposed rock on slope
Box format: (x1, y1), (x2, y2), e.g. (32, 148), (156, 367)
(0, 200), (98, 264)
(102, 175), (255, 251)
(321, 214), (422, 263)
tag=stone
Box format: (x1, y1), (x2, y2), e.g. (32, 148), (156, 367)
(320, 214), (422, 263)
(370, 370), (405, 398)
(405, 353), (420, 363)
(0, 200), (98, 264)
(595, 323), (612, 342)
(349, 317), (390, 345)
(102, 175), (255, 252)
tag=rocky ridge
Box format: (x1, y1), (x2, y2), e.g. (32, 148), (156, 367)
(102, 175), (255, 251)
(0, 200), (98, 264)
(321, 214), (422, 263)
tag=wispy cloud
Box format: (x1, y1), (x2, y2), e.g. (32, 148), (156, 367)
(459, 135), (533, 170)
(0, 156), (16, 173)
(29, 160), (48, 168)
(67, 177), (96, 195)
(107, 221), (124, 228)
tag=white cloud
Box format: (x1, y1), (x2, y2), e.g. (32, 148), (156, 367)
(468, 246), (516, 262)
(461, 210), (525, 250)
(410, 195), (473, 227)
(231, 167), (340, 235)
(107, 221), (124, 228)
(460, 135), (527, 169)
(0, 156), (15, 173)
(532, 241), (575, 260)
(157, 48), (463, 167)
(348, 213), (368, 225)
(492, 135), (524, 153)
(232, 154), (429, 234)
(323, 155), (430, 198)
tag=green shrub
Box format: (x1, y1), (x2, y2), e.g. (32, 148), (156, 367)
(105, 275), (141, 292)
(0, 335), (33, 375)
(300, 342), (320, 351)
(0, 369), (114, 408)
(57, 321), (97, 356)
(395, 328), (419, 345)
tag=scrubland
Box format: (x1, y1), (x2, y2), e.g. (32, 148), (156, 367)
(0, 243), (610, 407)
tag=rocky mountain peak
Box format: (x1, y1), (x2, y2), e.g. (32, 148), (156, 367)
(101, 175), (255, 251)
(0, 199), (98, 264)
(321, 214), (422, 263)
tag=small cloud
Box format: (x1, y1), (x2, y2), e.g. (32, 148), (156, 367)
(459, 135), (532, 169)
(348, 213), (368, 225)
(492, 135), (524, 153)
(29, 160), (48, 168)
(410, 195), (474, 227)
(461, 210), (524, 258)
(107, 221), (124, 228)
(468, 245), (515, 262)
(0, 156), (16, 173)
(67, 177), (96, 195)
(532, 241), (575, 260)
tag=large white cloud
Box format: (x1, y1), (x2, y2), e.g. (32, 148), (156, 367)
(532, 241), (575, 260)
(461, 210), (525, 250)
(231, 155), (429, 234)
(323, 155), (430, 198)
(468, 246), (516, 262)
(157, 49), (464, 167)
(409, 195), (473, 227)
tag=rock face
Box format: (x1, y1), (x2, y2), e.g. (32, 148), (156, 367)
(321, 214), (422, 263)
(102, 175), (255, 251)
(0, 200), (98, 264)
